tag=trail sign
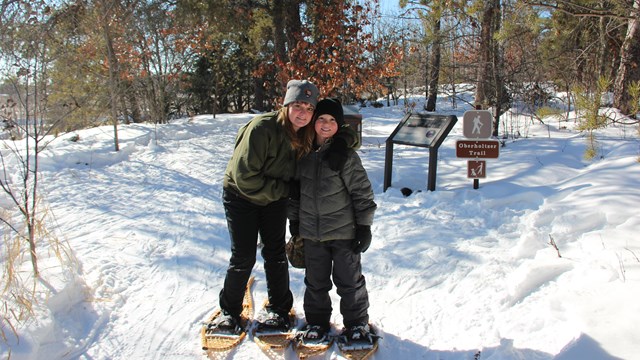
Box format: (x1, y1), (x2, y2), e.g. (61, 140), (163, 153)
(456, 140), (500, 158)
(460, 109), (497, 189)
(463, 110), (492, 139)
(467, 160), (486, 178)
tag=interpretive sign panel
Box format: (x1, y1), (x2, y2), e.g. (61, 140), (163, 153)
(390, 113), (457, 148)
(384, 113), (457, 192)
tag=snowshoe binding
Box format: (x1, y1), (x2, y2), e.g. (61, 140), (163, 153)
(337, 324), (380, 360)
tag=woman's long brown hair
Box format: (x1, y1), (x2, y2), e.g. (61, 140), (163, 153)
(278, 107), (315, 160)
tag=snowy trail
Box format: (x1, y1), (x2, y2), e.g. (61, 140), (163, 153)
(3, 103), (639, 360)
(31, 118), (245, 359)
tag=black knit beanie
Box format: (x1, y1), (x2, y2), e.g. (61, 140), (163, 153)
(314, 98), (344, 127)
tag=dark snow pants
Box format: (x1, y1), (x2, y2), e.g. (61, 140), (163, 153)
(303, 238), (369, 328)
(219, 189), (293, 318)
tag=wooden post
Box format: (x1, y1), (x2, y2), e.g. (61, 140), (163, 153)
(473, 104), (482, 189)
(383, 139), (394, 192)
(428, 147), (438, 191)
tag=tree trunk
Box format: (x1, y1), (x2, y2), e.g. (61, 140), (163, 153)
(476, 0), (504, 136)
(284, 0), (302, 54)
(598, 15), (607, 78)
(613, 0), (640, 116)
(99, 0), (121, 151)
(475, 0), (495, 109)
(271, 0), (287, 65)
(126, 81), (142, 123)
(253, 76), (266, 111)
(425, 19), (441, 112)
(491, 0), (503, 137)
(24, 75), (41, 277)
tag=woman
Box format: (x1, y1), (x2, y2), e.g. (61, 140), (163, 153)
(213, 80), (319, 334)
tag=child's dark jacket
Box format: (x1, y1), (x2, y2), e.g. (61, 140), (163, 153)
(289, 140), (376, 241)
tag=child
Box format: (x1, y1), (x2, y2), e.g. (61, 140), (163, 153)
(288, 98), (377, 346)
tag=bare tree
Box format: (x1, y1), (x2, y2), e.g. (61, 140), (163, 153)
(96, 0), (122, 151)
(613, 0), (640, 116)
(425, 14), (442, 111)
(1, 2), (78, 349)
(0, 1), (61, 278)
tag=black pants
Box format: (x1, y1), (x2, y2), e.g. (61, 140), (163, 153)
(303, 239), (369, 328)
(219, 189), (293, 317)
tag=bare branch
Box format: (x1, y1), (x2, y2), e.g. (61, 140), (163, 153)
(522, 0), (636, 20)
(548, 234), (562, 258)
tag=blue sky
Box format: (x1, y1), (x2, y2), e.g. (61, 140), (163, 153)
(379, 0), (400, 14)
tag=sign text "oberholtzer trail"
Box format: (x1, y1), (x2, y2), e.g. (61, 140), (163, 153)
(455, 140), (500, 158)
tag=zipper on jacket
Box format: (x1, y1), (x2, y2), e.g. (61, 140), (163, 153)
(313, 149), (322, 238)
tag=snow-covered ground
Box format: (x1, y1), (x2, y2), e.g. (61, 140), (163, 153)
(1, 92), (639, 360)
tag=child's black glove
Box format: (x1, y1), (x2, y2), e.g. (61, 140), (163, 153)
(323, 136), (349, 171)
(289, 220), (300, 237)
(288, 179), (300, 200)
(352, 225), (372, 253)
